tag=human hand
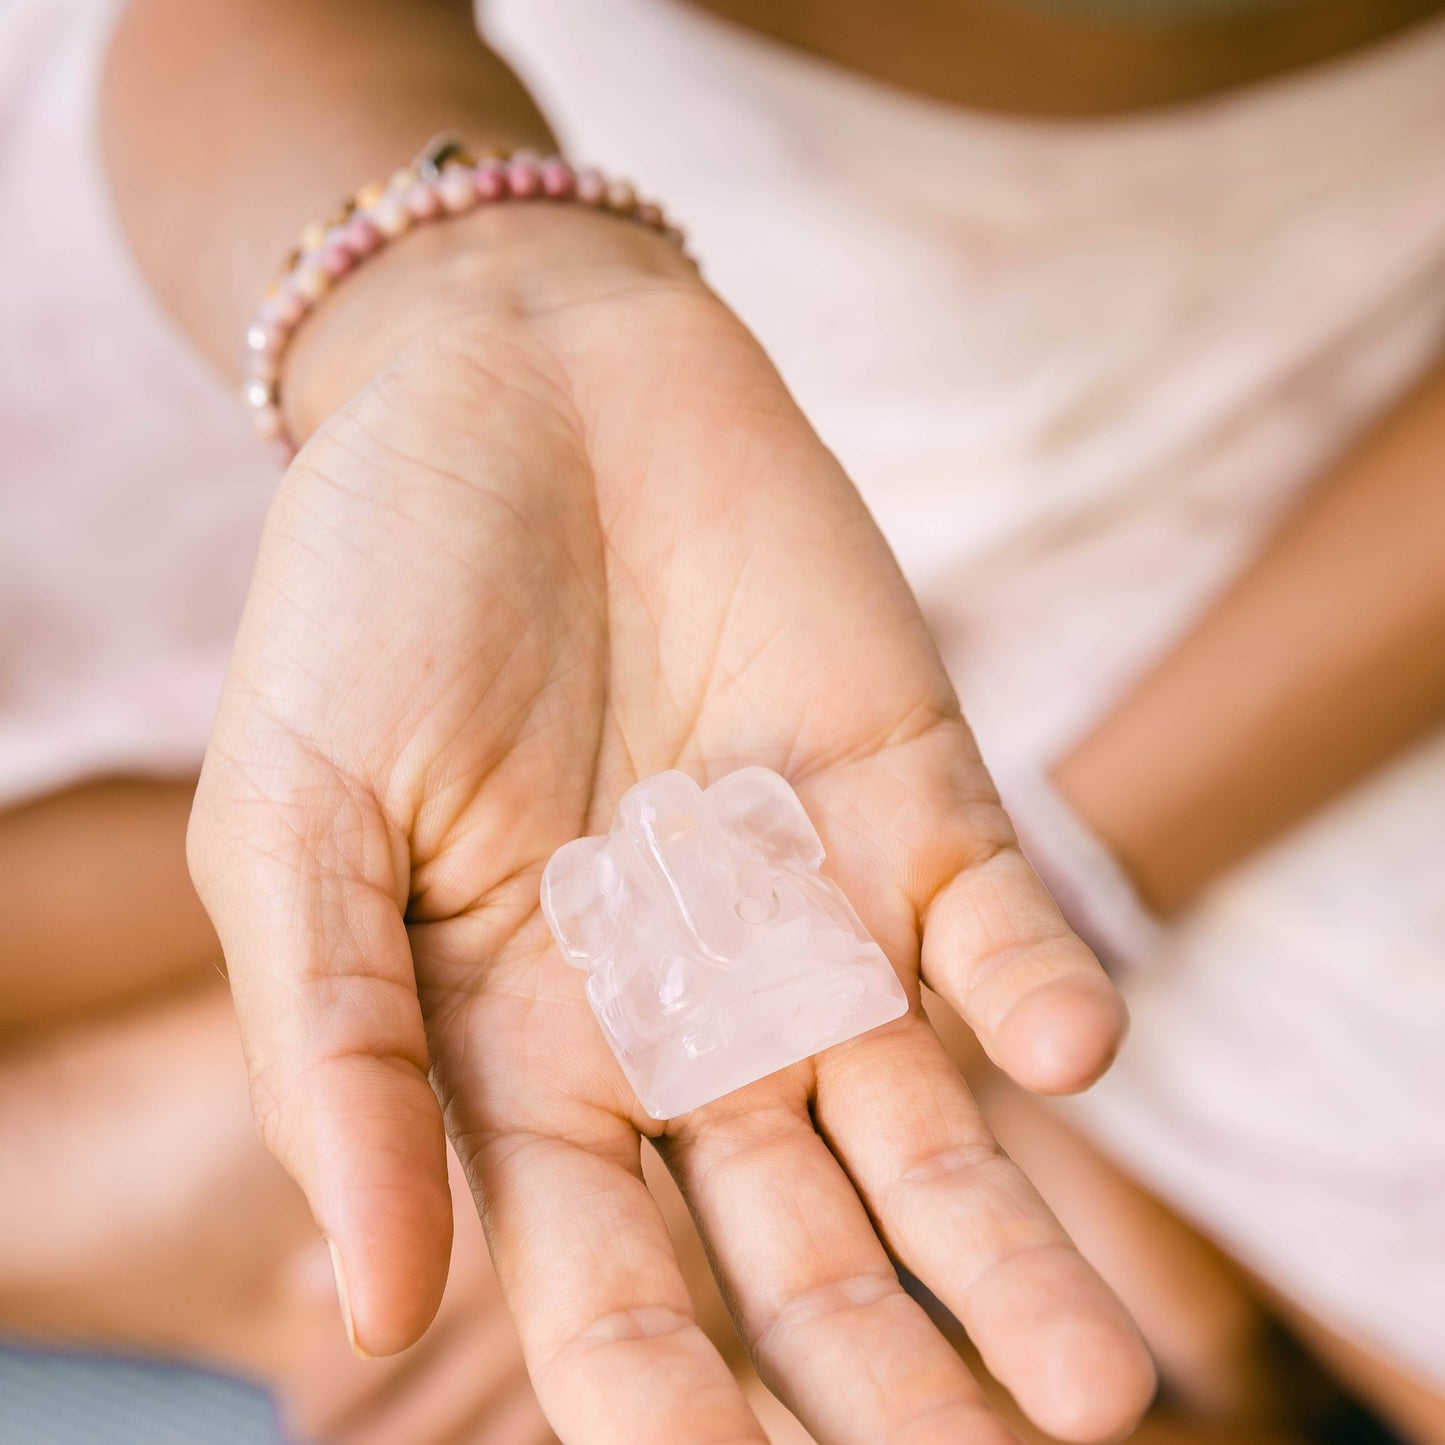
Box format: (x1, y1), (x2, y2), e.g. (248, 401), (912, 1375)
(189, 206), (1155, 1445)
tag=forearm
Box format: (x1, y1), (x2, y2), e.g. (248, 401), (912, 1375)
(103, 0), (703, 439)
(1054, 348), (1445, 914)
(101, 0), (555, 373)
(0, 781), (216, 1034)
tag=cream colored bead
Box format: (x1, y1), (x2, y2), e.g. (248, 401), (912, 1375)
(297, 220), (327, 253)
(438, 166), (478, 214)
(355, 181), (385, 210)
(606, 181), (638, 214)
(290, 259), (330, 302)
(389, 167), (418, 191)
(370, 193), (412, 239)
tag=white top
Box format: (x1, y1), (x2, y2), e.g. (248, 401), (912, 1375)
(1, 0), (268, 807)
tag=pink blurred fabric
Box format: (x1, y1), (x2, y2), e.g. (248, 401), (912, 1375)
(0, 0), (268, 805)
(3, 0), (1444, 1385)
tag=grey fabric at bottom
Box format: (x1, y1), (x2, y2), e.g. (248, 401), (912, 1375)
(0, 1345), (285, 1445)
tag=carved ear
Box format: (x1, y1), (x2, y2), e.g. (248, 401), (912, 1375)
(704, 767), (824, 869)
(540, 835), (621, 968)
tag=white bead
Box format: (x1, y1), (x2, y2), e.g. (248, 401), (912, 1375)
(439, 167), (478, 214)
(370, 194), (412, 239)
(290, 260), (329, 302)
(243, 378), (274, 411)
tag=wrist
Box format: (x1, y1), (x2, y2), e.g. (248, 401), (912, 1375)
(1049, 743), (1196, 917)
(996, 762), (1167, 972)
(282, 201), (703, 442)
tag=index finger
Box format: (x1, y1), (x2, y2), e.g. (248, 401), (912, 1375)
(802, 728), (1127, 1095)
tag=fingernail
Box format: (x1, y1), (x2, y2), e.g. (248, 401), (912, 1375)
(326, 1237), (370, 1358)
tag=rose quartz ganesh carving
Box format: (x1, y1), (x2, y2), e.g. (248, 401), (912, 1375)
(541, 769), (908, 1118)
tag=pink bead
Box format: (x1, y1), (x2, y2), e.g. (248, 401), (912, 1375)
(405, 182), (442, 220)
(574, 167), (607, 206)
(438, 166), (478, 213)
(540, 158), (575, 199)
(319, 243), (355, 279)
(261, 286), (307, 330)
(474, 160), (508, 202)
(290, 255), (331, 301)
(278, 287), (308, 325)
(272, 438), (298, 467)
(636, 201), (663, 229)
(341, 215), (383, 257)
(507, 155), (542, 199)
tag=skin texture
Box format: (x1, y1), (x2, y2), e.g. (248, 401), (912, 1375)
(187, 207), (1151, 1444)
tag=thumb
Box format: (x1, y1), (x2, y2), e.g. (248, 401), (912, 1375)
(188, 748), (452, 1356)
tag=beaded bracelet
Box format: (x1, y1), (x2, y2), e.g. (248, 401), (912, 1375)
(242, 136), (689, 462)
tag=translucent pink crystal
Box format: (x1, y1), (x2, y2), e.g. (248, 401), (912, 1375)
(541, 769), (908, 1119)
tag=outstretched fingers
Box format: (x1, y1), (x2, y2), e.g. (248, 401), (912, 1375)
(188, 759), (452, 1357)
(660, 1094), (1024, 1445)
(815, 1019), (1156, 1444)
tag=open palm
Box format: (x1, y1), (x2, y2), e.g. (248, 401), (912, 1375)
(191, 275), (1152, 1445)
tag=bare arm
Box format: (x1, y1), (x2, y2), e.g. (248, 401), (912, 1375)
(0, 781), (215, 1033)
(102, 0), (554, 373)
(1054, 346), (1445, 914)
